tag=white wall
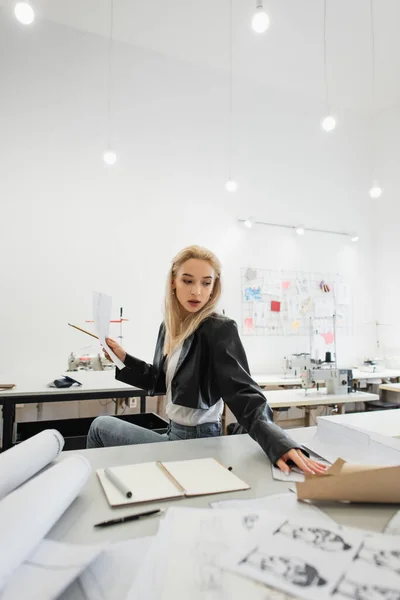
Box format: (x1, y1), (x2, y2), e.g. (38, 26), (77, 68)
(0, 16), (376, 378)
(371, 107), (400, 361)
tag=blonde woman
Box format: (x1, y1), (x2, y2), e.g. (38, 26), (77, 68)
(87, 245), (325, 475)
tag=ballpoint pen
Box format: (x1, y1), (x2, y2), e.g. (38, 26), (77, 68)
(94, 508), (162, 528)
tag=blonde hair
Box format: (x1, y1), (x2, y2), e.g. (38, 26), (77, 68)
(163, 245), (222, 354)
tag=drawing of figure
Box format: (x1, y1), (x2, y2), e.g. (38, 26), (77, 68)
(194, 541), (226, 591)
(333, 576), (400, 600)
(275, 522), (352, 552)
(242, 514), (259, 530)
(355, 544), (400, 574)
(239, 548), (327, 588)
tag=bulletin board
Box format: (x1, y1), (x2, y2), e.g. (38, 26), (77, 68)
(241, 267), (352, 340)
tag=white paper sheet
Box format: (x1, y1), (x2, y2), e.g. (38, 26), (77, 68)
(304, 418), (400, 465)
(92, 291), (125, 370)
(0, 430), (64, 500)
(221, 515), (400, 600)
(0, 455), (91, 590)
(154, 507), (316, 600)
(271, 465), (305, 483)
(126, 520), (172, 600)
(210, 492), (334, 523)
(0, 539), (104, 600)
(383, 510), (400, 536)
(61, 537), (152, 600)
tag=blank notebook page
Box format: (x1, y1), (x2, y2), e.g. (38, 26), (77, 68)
(162, 458), (250, 496)
(97, 462), (184, 506)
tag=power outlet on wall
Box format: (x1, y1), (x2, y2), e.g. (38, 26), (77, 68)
(125, 398), (137, 409)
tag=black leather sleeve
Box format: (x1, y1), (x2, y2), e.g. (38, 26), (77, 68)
(213, 319), (301, 465)
(115, 353), (165, 394)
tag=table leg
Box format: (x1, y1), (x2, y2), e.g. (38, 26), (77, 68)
(140, 397), (146, 414)
(304, 407), (311, 427)
(338, 403), (345, 415)
(2, 402), (15, 451)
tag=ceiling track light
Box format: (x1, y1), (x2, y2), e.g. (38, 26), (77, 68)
(237, 219), (359, 242)
(14, 2), (35, 25)
(252, 1), (270, 33)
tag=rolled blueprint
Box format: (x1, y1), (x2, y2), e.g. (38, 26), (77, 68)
(0, 454), (91, 589)
(0, 429), (64, 500)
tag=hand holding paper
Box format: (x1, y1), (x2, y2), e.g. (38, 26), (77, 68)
(92, 292), (125, 370)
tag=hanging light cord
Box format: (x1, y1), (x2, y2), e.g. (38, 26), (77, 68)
(323, 0), (329, 112)
(106, 0), (114, 150)
(228, 0), (233, 179)
(370, 0), (377, 173)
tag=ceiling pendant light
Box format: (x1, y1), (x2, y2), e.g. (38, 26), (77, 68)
(244, 218), (254, 229)
(225, 180), (238, 192)
(321, 0), (336, 132)
(252, 2), (270, 34)
(225, 0), (237, 191)
(369, 181), (382, 199)
(295, 225), (305, 236)
(321, 115), (336, 132)
(103, 150), (117, 166)
(350, 234), (360, 243)
(103, 0), (117, 166)
(14, 2), (35, 25)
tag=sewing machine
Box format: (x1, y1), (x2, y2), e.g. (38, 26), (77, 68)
(295, 354), (351, 395)
(67, 352), (113, 371)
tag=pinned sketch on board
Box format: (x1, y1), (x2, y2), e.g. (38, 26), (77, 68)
(92, 292), (125, 370)
(241, 268), (352, 338)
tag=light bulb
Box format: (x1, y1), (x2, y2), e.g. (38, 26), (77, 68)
(244, 218), (253, 229)
(369, 181), (382, 199)
(351, 235), (359, 243)
(321, 115), (336, 132)
(251, 6), (270, 33)
(103, 150), (117, 165)
(14, 2), (35, 25)
(295, 225), (305, 236)
(225, 179), (237, 192)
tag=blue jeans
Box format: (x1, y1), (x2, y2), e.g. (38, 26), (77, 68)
(86, 416), (222, 449)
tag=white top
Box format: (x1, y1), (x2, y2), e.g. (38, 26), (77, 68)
(164, 344), (223, 426)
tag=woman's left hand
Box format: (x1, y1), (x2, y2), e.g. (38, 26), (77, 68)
(276, 448), (327, 475)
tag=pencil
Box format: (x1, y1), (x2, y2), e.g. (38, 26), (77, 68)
(68, 323), (99, 340)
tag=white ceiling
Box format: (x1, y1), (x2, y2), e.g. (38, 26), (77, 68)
(2, 0), (400, 113)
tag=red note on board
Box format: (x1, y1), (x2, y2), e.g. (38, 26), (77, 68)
(271, 301), (281, 312)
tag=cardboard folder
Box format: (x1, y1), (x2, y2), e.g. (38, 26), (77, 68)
(296, 458), (400, 504)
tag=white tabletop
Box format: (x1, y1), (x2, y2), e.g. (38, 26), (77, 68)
(264, 388), (378, 408)
(0, 369), (141, 399)
(47, 431), (397, 547)
(252, 373), (302, 386)
(318, 409), (400, 438)
(380, 382), (400, 393)
(352, 368), (400, 381)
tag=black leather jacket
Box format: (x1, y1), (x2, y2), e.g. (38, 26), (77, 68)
(116, 313), (300, 464)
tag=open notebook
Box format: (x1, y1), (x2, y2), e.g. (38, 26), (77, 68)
(96, 458), (250, 507)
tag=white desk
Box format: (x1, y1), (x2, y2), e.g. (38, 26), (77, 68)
(264, 388), (378, 425)
(0, 370), (147, 451)
(352, 368), (400, 382)
(252, 373), (302, 387)
(318, 409), (400, 439)
(380, 382), (400, 393)
(47, 431), (397, 547)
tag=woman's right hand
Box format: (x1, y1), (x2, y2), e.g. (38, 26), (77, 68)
(103, 337), (127, 363)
